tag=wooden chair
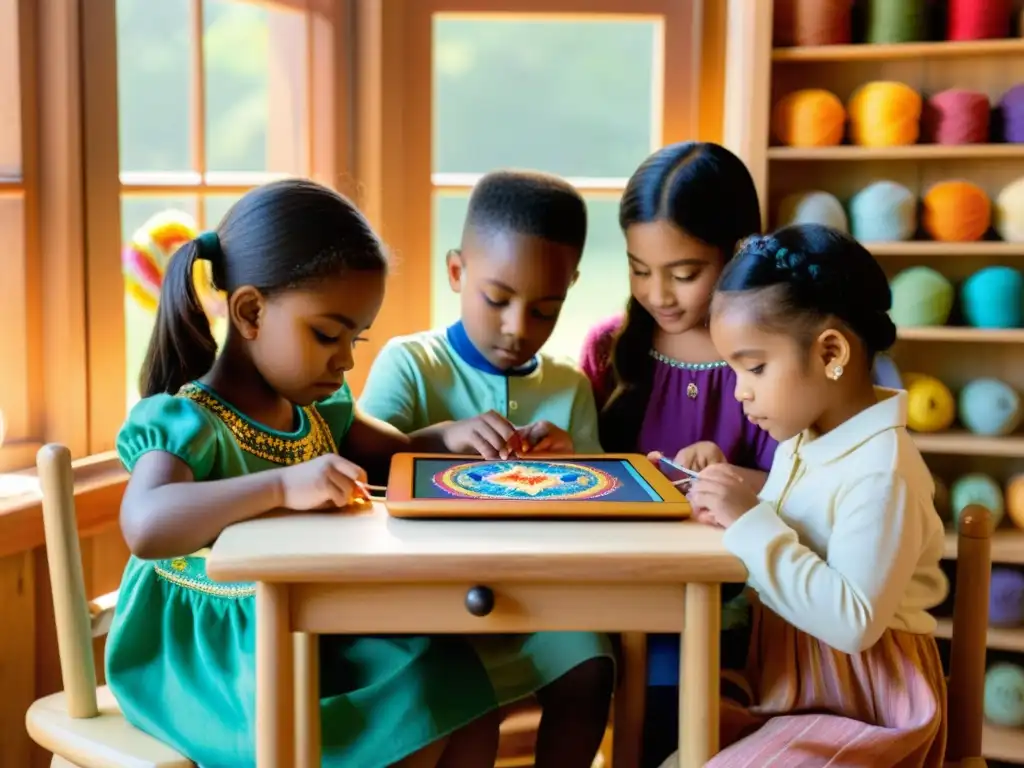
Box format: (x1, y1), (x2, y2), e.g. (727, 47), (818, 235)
(944, 503), (993, 768)
(24, 444), (193, 767)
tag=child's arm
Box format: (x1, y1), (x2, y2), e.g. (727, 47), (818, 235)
(697, 469), (924, 654)
(121, 451), (366, 559)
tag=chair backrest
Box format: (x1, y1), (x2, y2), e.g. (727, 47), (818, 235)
(945, 503), (993, 762)
(37, 444), (99, 719)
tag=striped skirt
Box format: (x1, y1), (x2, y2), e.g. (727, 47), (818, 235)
(661, 600), (947, 767)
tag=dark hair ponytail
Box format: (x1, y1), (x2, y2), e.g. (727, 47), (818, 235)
(139, 178), (387, 397)
(599, 141), (762, 450)
(715, 223), (897, 358)
(140, 240), (218, 397)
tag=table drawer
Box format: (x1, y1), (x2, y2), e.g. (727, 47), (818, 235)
(290, 582), (688, 634)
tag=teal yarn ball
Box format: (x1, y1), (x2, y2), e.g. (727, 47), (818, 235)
(959, 378), (1022, 437)
(984, 663), (1024, 728)
(889, 267), (954, 327)
(951, 473), (1005, 528)
(849, 181), (917, 242)
(778, 191), (849, 232)
(961, 267), (1024, 329)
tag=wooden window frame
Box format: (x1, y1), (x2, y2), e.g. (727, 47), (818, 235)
(351, 0), (714, 381)
(80, 0), (352, 459)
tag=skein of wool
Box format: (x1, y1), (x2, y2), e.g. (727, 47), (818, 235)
(995, 178), (1024, 242)
(778, 191), (849, 231)
(866, 0), (927, 43)
(948, 0), (1011, 41)
(922, 90), (991, 144)
(772, 89), (847, 147)
(793, 0), (853, 46)
(923, 181), (992, 242)
(774, 0), (797, 46)
(848, 81), (922, 147)
(850, 181), (917, 241)
(1000, 84), (1024, 143)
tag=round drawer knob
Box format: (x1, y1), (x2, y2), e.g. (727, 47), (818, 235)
(465, 585), (495, 617)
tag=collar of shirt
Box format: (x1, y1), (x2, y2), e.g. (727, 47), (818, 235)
(784, 387), (908, 466)
(445, 320), (540, 377)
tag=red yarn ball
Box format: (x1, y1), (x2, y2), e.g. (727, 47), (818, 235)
(923, 89), (991, 145)
(947, 0), (1011, 41)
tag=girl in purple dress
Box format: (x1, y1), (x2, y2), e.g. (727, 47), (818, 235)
(578, 141), (772, 768)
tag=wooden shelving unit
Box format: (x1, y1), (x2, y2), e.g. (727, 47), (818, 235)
(723, 1), (1024, 762)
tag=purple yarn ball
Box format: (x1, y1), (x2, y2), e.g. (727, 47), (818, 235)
(999, 84), (1024, 144)
(990, 567), (1024, 627)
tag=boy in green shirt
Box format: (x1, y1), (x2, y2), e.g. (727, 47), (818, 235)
(359, 170), (612, 767)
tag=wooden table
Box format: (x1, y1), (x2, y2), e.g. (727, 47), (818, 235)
(206, 504), (748, 768)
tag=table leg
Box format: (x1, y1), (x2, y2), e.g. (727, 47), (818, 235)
(612, 632), (647, 768)
(257, 582), (295, 768)
(678, 583), (720, 768)
(295, 632), (321, 767)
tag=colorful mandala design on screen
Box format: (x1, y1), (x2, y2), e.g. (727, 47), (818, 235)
(432, 460), (620, 501)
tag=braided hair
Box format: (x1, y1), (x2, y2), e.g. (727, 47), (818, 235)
(713, 224), (897, 358)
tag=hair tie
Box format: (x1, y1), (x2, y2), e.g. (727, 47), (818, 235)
(195, 231), (221, 263)
(774, 246), (820, 280)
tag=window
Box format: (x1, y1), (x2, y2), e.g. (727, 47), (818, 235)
(431, 15), (661, 360)
(0, 0), (36, 472)
(361, 0), (702, 369)
(116, 0), (313, 410)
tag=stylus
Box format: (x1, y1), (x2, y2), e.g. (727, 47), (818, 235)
(657, 455), (701, 479)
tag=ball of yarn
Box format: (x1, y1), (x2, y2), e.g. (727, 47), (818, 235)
(772, 89), (846, 147)
(866, 0), (927, 43)
(984, 663), (1024, 728)
(849, 181), (917, 242)
(777, 191), (849, 232)
(889, 267), (954, 327)
(792, 0), (853, 46)
(922, 89), (991, 145)
(848, 81), (922, 147)
(902, 373), (956, 432)
(959, 378), (1022, 437)
(999, 84), (1024, 143)
(948, 0), (1011, 42)
(922, 181), (991, 242)
(989, 568), (1024, 627)
(951, 473), (1005, 529)
(994, 177), (1024, 241)
(1005, 474), (1024, 530)
(961, 267), (1024, 329)
(932, 474), (951, 524)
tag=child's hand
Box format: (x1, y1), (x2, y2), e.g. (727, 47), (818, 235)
(685, 464), (760, 529)
(444, 410), (518, 459)
(516, 421), (574, 454)
(673, 441), (726, 472)
(279, 454), (369, 510)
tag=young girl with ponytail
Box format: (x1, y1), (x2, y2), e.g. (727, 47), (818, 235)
(106, 179), (519, 768)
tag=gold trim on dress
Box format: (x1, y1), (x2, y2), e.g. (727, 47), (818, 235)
(177, 383), (337, 465)
(154, 562), (256, 598)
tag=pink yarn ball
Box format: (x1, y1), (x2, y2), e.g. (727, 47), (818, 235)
(923, 89), (991, 145)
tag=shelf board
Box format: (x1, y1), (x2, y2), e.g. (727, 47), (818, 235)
(912, 432), (1024, 457)
(933, 618), (1024, 652)
(870, 242), (1024, 257)
(898, 327), (1024, 343)
(982, 723), (1024, 763)
(767, 145), (1024, 161)
(944, 529), (1024, 565)
(772, 38), (1024, 62)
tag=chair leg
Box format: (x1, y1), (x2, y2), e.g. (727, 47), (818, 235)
(613, 632), (648, 768)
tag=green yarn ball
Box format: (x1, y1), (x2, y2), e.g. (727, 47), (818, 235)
(984, 663), (1024, 728)
(889, 267), (954, 327)
(951, 473), (1005, 529)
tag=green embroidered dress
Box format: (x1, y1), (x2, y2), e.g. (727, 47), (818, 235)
(106, 382), (508, 768)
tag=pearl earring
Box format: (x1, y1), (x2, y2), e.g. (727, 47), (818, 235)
(830, 364), (844, 381)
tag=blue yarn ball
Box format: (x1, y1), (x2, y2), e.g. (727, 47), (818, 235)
(959, 378), (1022, 436)
(984, 663), (1024, 728)
(961, 267), (1024, 329)
(849, 181), (917, 242)
(951, 473), (1005, 528)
